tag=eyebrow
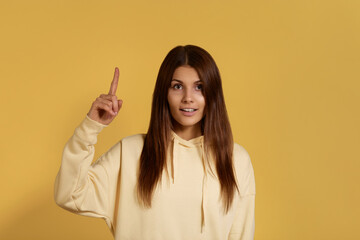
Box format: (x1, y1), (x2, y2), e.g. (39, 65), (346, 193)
(171, 79), (202, 83)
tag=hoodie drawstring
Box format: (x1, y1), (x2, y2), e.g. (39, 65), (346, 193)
(171, 137), (178, 184)
(170, 132), (207, 234)
(200, 140), (206, 233)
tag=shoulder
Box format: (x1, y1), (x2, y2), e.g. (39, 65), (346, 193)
(120, 133), (146, 156)
(233, 143), (251, 163)
(233, 143), (256, 196)
(233, 143), (252, 172)
(121, 133), (146, 144)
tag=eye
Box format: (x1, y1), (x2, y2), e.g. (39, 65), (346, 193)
(173, 84), (182, 90)
(195, 84), (203, 91)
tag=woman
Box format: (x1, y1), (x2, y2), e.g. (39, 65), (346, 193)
(54, 45), (256, 240)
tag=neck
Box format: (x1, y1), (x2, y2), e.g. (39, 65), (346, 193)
(172, 122), (202, 141)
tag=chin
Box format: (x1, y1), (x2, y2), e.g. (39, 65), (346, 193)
(174, 118), (202, 129)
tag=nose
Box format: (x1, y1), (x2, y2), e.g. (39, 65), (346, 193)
(181, 88), (193, 103)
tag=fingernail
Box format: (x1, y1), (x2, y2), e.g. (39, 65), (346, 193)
(115, 112), (118, 115)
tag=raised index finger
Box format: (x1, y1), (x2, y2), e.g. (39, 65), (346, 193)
(108, 67), (119, 95)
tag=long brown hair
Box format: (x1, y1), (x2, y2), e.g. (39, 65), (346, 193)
(137, 45), (238, 213)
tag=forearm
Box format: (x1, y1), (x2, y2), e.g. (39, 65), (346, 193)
(228, 194), (256, 240)
(54, 115), (107, 211)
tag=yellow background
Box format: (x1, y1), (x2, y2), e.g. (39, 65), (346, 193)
(0, 0), (359, 239)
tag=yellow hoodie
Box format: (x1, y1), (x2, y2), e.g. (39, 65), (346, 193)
(54, 115), (256, 240)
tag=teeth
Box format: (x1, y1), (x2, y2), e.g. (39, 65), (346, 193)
(181, 108), (196, 112)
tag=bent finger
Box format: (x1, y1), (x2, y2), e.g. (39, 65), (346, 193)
(96, 101), (116, 116)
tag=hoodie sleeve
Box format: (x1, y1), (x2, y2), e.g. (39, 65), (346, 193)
(54, 115), (121, 234)
(228, 144), (256, 240)
(228, 194), (255, 240)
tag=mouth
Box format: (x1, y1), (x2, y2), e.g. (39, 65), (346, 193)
(180, 108), (198, 112)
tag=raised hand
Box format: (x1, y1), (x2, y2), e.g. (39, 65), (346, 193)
(87, 67), (123, 125)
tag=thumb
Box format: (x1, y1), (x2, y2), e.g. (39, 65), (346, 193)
(118, 99), (123, 110)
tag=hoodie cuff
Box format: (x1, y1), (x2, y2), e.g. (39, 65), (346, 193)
(73, 115), (108, 145)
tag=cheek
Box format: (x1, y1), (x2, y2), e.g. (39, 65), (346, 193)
(195, 95), (206, 110)
(167, 94), (178, 111)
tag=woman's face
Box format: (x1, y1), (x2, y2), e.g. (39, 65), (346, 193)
(167, 65), (205, 138)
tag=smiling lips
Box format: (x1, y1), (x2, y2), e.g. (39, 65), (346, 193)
(180, 108), (197, 112)
(180, 108), (198, 116)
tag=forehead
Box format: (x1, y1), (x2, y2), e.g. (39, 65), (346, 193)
(172, 65), (200, 82)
